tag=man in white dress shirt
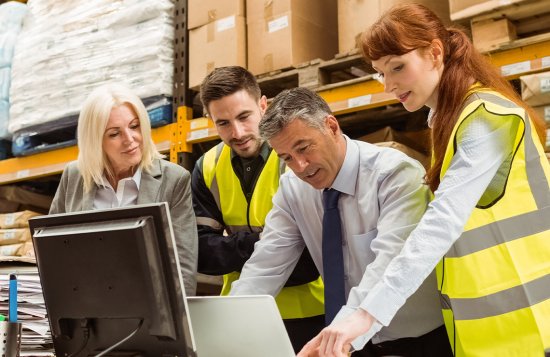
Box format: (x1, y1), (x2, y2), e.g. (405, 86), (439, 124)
(229, 88), (451, 357)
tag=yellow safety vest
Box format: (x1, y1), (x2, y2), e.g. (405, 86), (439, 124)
(436, 90), (550, 356)
(202, 143), (325, 320)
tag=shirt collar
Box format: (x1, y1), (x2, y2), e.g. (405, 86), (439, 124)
(427, 109), (434, 128)
(101, 166), (142, 190)
(328, 135), (359, 196)
(133, 166), (142, 189)
(230, 140), (272, 163)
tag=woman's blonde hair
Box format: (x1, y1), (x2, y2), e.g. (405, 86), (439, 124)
(77, 83), (164, 192)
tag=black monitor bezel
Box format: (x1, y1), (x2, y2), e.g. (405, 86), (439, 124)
(29, 203), (197, 357)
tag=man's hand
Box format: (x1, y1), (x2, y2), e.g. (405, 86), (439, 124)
(297, 309), (376, 357)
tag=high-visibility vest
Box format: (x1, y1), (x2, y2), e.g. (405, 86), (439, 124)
(436, 89), (550, 356)
(202, 142), (325, 320)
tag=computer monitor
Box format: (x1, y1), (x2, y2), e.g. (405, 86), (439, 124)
(29, 203), (197, 357)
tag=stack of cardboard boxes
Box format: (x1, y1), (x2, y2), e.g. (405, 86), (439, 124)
(188, 0), (455, 89)
(189, 0), (338, 89)
(337, 0), (453, 54)
(246, 0), (338, 75)
(449, 0), (548, 53)
(0, 210), (41, 257)
(188, 0), (247, 89)
(521, 71), (550, 150)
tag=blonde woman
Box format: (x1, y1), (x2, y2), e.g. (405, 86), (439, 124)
(50, 83), (198, 296)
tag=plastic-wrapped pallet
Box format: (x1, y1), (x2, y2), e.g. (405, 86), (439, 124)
(8, 0), (175, 135)
(0, 2), (27, 140)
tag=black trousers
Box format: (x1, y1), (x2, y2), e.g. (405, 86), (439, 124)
(283, 315), (326, 354)
(354, 325), (453, 357)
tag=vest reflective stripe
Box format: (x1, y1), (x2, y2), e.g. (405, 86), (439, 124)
(202, 143), (325, 320)
(226, 225), (263, 234)
(436, 90), (550, 356)
(446, 205), (550, 258)
(204, 144), (224, 211)
(441, 271), (550, 321)
(195, 216), (223, 230)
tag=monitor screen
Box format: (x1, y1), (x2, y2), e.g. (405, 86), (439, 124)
(29, 203), (197, 357)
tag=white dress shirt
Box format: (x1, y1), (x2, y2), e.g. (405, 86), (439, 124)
(358, 108), (518, 348)
(230, 135), (444, 346)
(93, 167), (142, 209)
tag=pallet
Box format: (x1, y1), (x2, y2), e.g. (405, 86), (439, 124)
(472, 0), (550, 53)
(256, 49), (375, 99)
(12, 103), (174, 157)
(148, 103), (173, 128)
(12, 113), (79, 157)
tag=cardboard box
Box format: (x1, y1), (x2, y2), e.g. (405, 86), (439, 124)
(449, 0), (532, 21)
(357, 126), (429, 155)
(472, 18), (516, 53)
(403, 129), (432, 156)
(247, 0), (338, 75)
(0, 185), (54, 215)
(0, 242), (33, 257)
(0, 199), (20, 214)
(0, 211), (42, 229)
(0, 228), (32, 246)
(188, 0), (245, 30)
(374, 141), (430, 169)
(247, 0), (337, 27)
(534, 105), (550, 124)
(338, 0), (453, 54)
(189, 15), (247, 89)
(521, 72), (550, 107)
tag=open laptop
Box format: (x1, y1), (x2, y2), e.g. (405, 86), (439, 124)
(187, 295), (296, 357)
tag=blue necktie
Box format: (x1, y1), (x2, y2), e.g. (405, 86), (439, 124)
(322, 188), (347, 325)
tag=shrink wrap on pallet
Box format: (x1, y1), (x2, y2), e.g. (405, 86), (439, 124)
(8, 0), (175, 134)
(0, 1), (27, 140)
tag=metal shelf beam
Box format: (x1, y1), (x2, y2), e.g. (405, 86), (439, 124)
(0, 124), (175, 185)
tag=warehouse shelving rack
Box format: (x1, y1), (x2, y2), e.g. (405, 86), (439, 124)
(0, 7), (549, 186)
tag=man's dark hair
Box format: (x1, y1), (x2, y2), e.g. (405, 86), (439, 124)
(200, 66), (261, 115)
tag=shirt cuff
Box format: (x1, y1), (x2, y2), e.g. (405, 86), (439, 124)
(331, 305), (358, 324)
(351, 321), (383, 351)
(331, 306), (382, 351)
(359, 282), (406, 327)
(228, 278), (252, 296)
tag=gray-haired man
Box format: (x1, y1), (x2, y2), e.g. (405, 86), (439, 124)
(229, 88), (451, 357)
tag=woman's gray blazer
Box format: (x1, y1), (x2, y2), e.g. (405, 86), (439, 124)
(49, 158), (198, 296)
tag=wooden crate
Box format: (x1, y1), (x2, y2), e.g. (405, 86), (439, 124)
(471, 0), (550, 53)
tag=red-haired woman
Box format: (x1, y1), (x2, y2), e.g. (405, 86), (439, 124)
(298, 4), (550, 357)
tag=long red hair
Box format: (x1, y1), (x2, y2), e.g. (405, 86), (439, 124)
(361, 4), (546, 192)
